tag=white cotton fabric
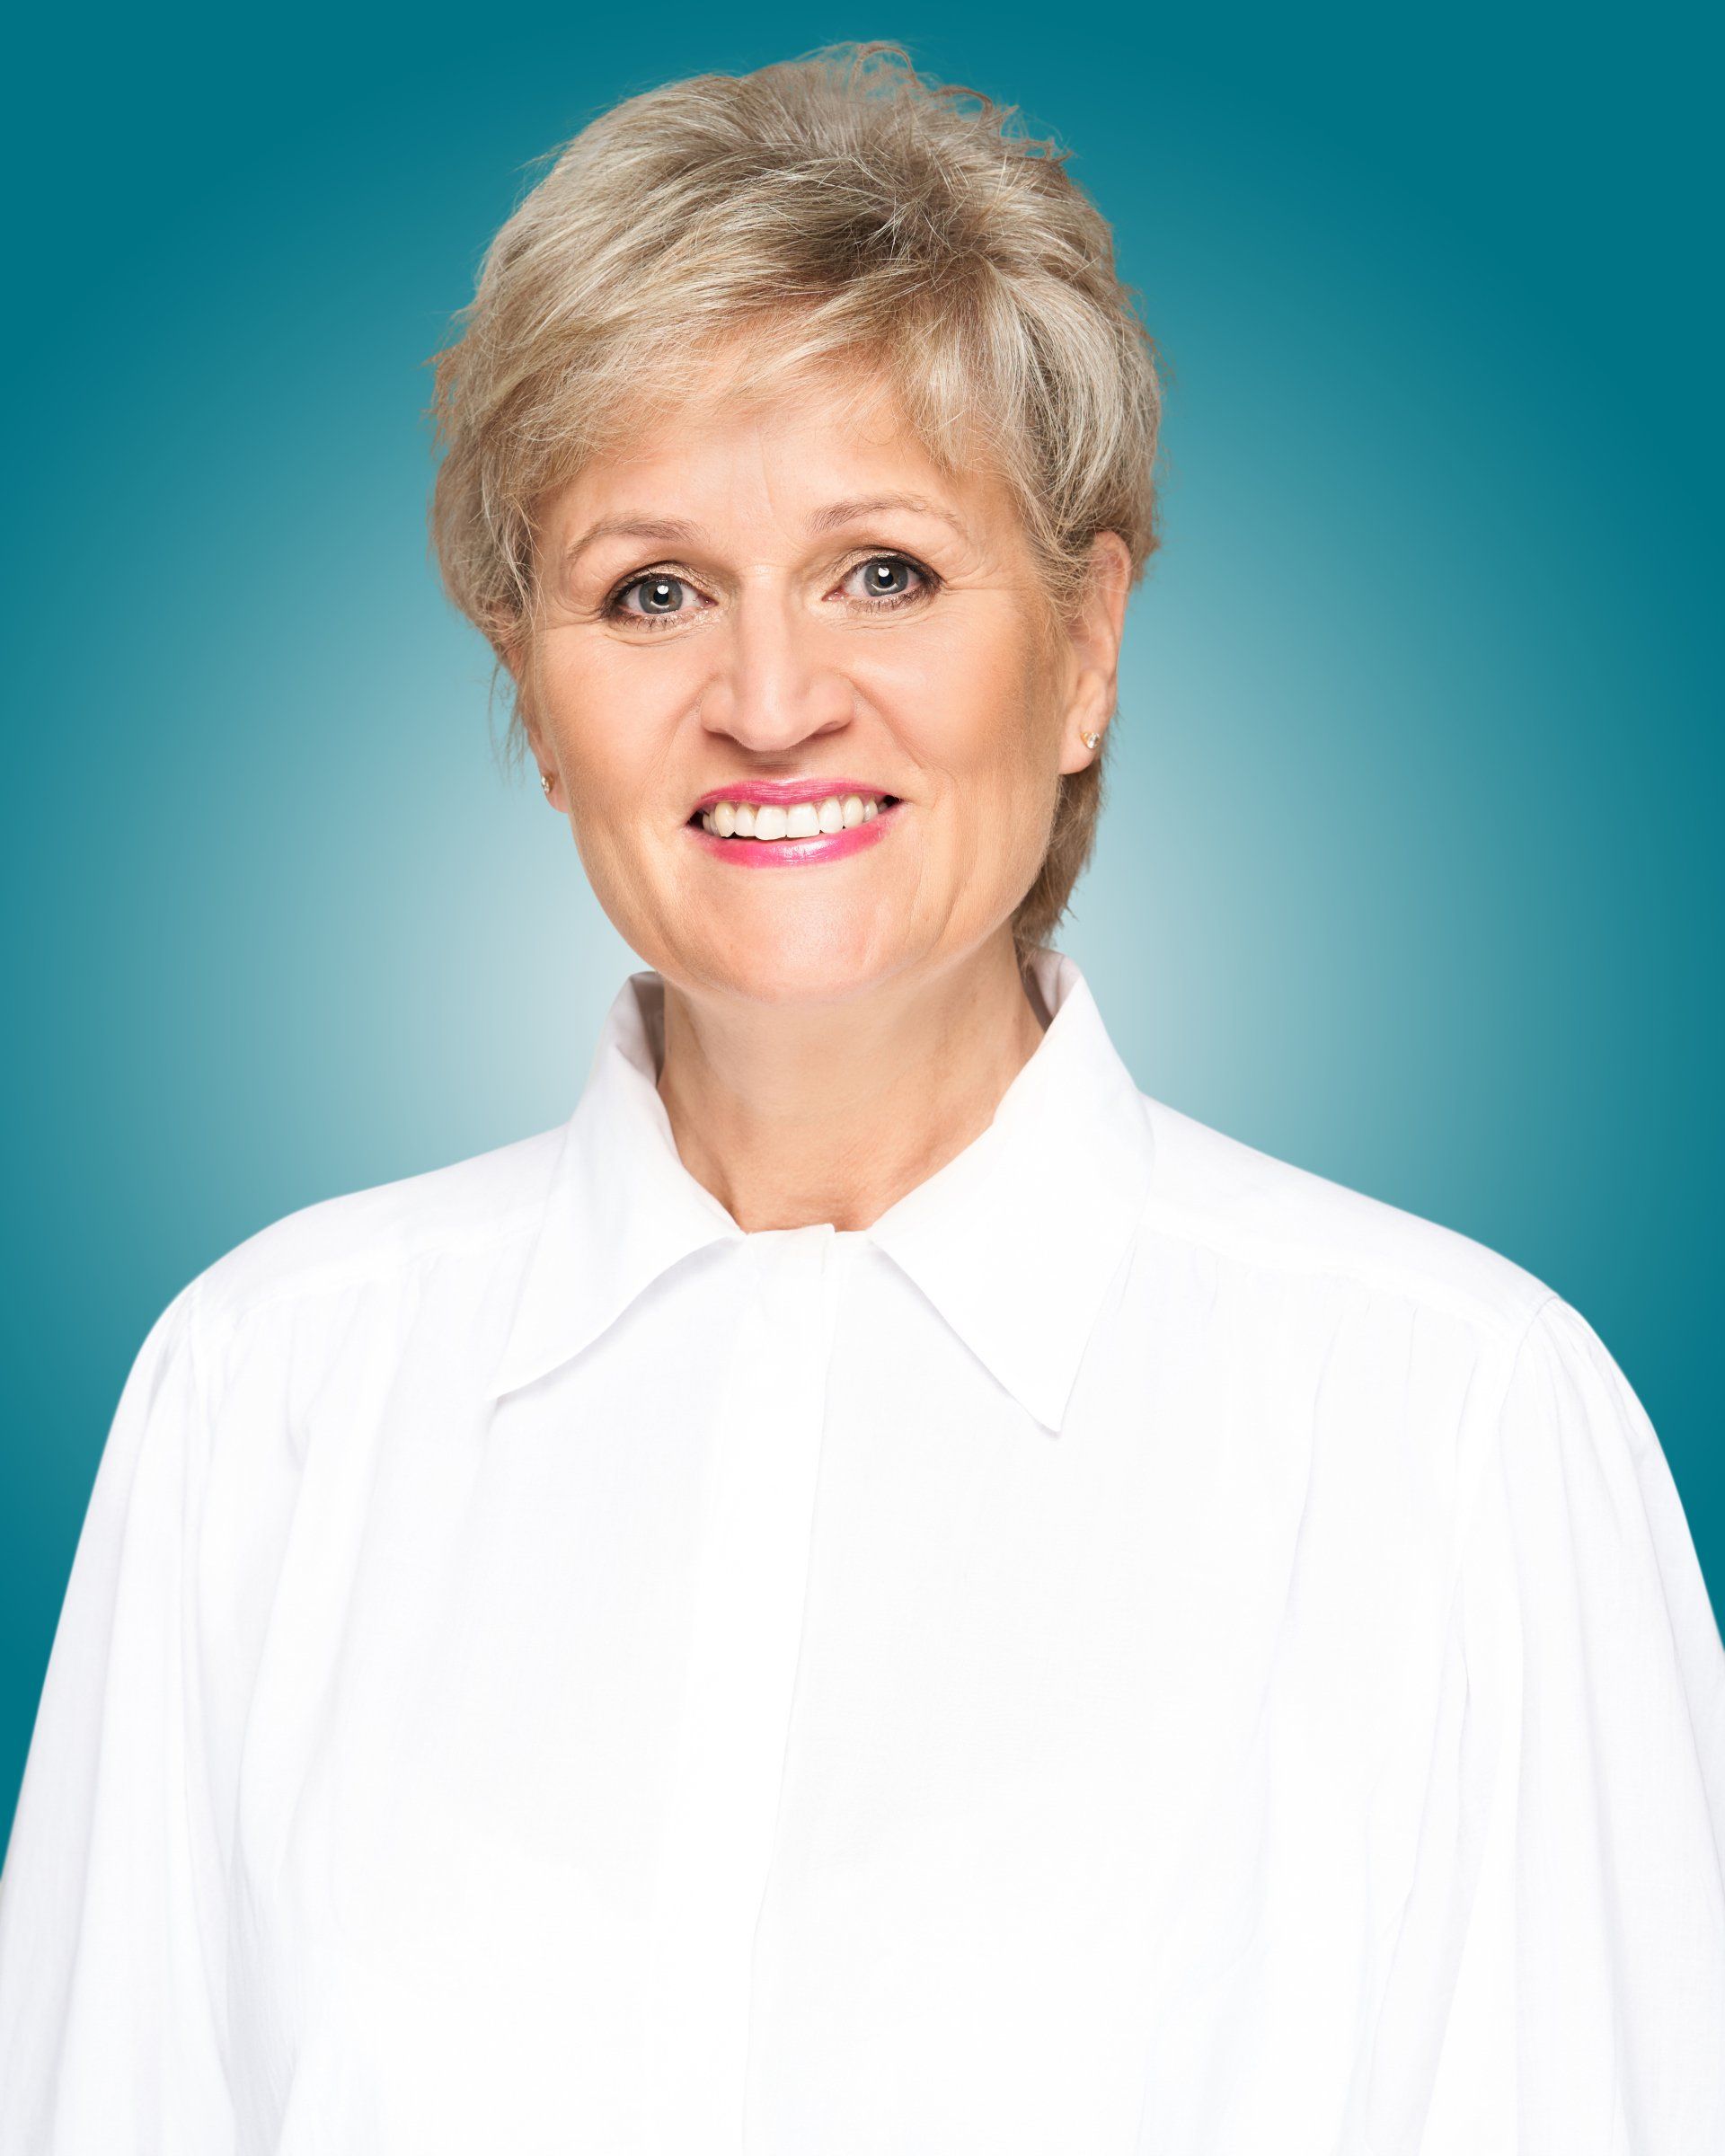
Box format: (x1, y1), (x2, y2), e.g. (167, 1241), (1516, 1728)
(2, 945), (1722, 2153)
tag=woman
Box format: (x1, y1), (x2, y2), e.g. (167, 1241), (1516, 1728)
(2, 40), (1721, 2155)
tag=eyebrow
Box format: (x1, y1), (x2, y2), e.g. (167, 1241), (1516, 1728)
(808, 493), (972, 542)
(560, 492), (973, 571)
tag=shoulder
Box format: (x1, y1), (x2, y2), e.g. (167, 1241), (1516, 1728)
(1137, 1091), (1554, 1350)
(185, 1122), (564, 1343)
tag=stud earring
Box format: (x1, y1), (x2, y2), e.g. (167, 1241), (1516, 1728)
(540, 772), (553, 798)
(1081, 729), (1102, 751)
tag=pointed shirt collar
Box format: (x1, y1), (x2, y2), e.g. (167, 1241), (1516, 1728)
(489, 947), (1156, 1436)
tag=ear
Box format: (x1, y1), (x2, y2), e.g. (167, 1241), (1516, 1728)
(1056, 532), (1133, 777)
(496, 628), (561, 808)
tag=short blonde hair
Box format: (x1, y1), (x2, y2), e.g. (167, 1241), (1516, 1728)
(428, 40), (1164, 956)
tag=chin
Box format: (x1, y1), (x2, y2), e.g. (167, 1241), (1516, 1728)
(673, 923), (920, 1008)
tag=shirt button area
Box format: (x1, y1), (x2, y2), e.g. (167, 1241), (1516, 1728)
(640, 1216), (855, 2152)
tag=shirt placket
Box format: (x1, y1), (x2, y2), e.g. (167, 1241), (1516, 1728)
(640, 1222), (856, 2152)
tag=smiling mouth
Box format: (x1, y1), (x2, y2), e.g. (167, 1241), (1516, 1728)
(686, 793), (901, 841)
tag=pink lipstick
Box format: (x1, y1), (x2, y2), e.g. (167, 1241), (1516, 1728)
(688, 777), (898, 815)
(684, 782), (906, 870)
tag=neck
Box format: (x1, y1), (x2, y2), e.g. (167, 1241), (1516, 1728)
(654, 934), (1050, 1234)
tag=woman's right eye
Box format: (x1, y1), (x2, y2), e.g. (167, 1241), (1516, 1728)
(609, 573), (697, 623)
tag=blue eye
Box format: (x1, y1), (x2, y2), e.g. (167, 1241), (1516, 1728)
(850, 555), (929, 602)
(606, 553), (933, 628)
(617, 574), (689, 617)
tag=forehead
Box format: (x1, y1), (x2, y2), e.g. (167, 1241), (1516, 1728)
(538, 346), (1018, 546)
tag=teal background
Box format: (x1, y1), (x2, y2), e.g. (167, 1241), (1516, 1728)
(2, 3), (1719, 1845)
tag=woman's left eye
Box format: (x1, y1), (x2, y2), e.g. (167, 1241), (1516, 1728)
(844, 555), (930, 605)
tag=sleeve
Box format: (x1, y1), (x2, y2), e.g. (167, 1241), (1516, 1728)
(0, 1278), (234, 2152)
(1363, 1293), (1725, 2155)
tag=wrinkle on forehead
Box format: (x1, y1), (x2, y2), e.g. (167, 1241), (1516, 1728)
(544, 358), (1019, 579)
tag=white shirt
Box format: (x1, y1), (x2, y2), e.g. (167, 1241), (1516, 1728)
(3, 945), (1723, 2155)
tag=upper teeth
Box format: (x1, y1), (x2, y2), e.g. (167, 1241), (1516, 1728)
(702, 793), (888, 840)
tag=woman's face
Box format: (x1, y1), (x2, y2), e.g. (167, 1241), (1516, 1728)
(517, 356), (1127, 1007)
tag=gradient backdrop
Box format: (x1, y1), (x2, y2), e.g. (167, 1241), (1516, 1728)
(3, 2), (1719, 1844)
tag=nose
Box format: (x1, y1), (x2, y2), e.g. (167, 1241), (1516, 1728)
(698, 580), (854, 753)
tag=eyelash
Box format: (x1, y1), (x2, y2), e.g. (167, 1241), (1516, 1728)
(602, 552), (939, 631)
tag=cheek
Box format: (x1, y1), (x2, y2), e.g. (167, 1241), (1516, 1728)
(874, 629), (1055, 809)
(535, 641), (677, 806)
